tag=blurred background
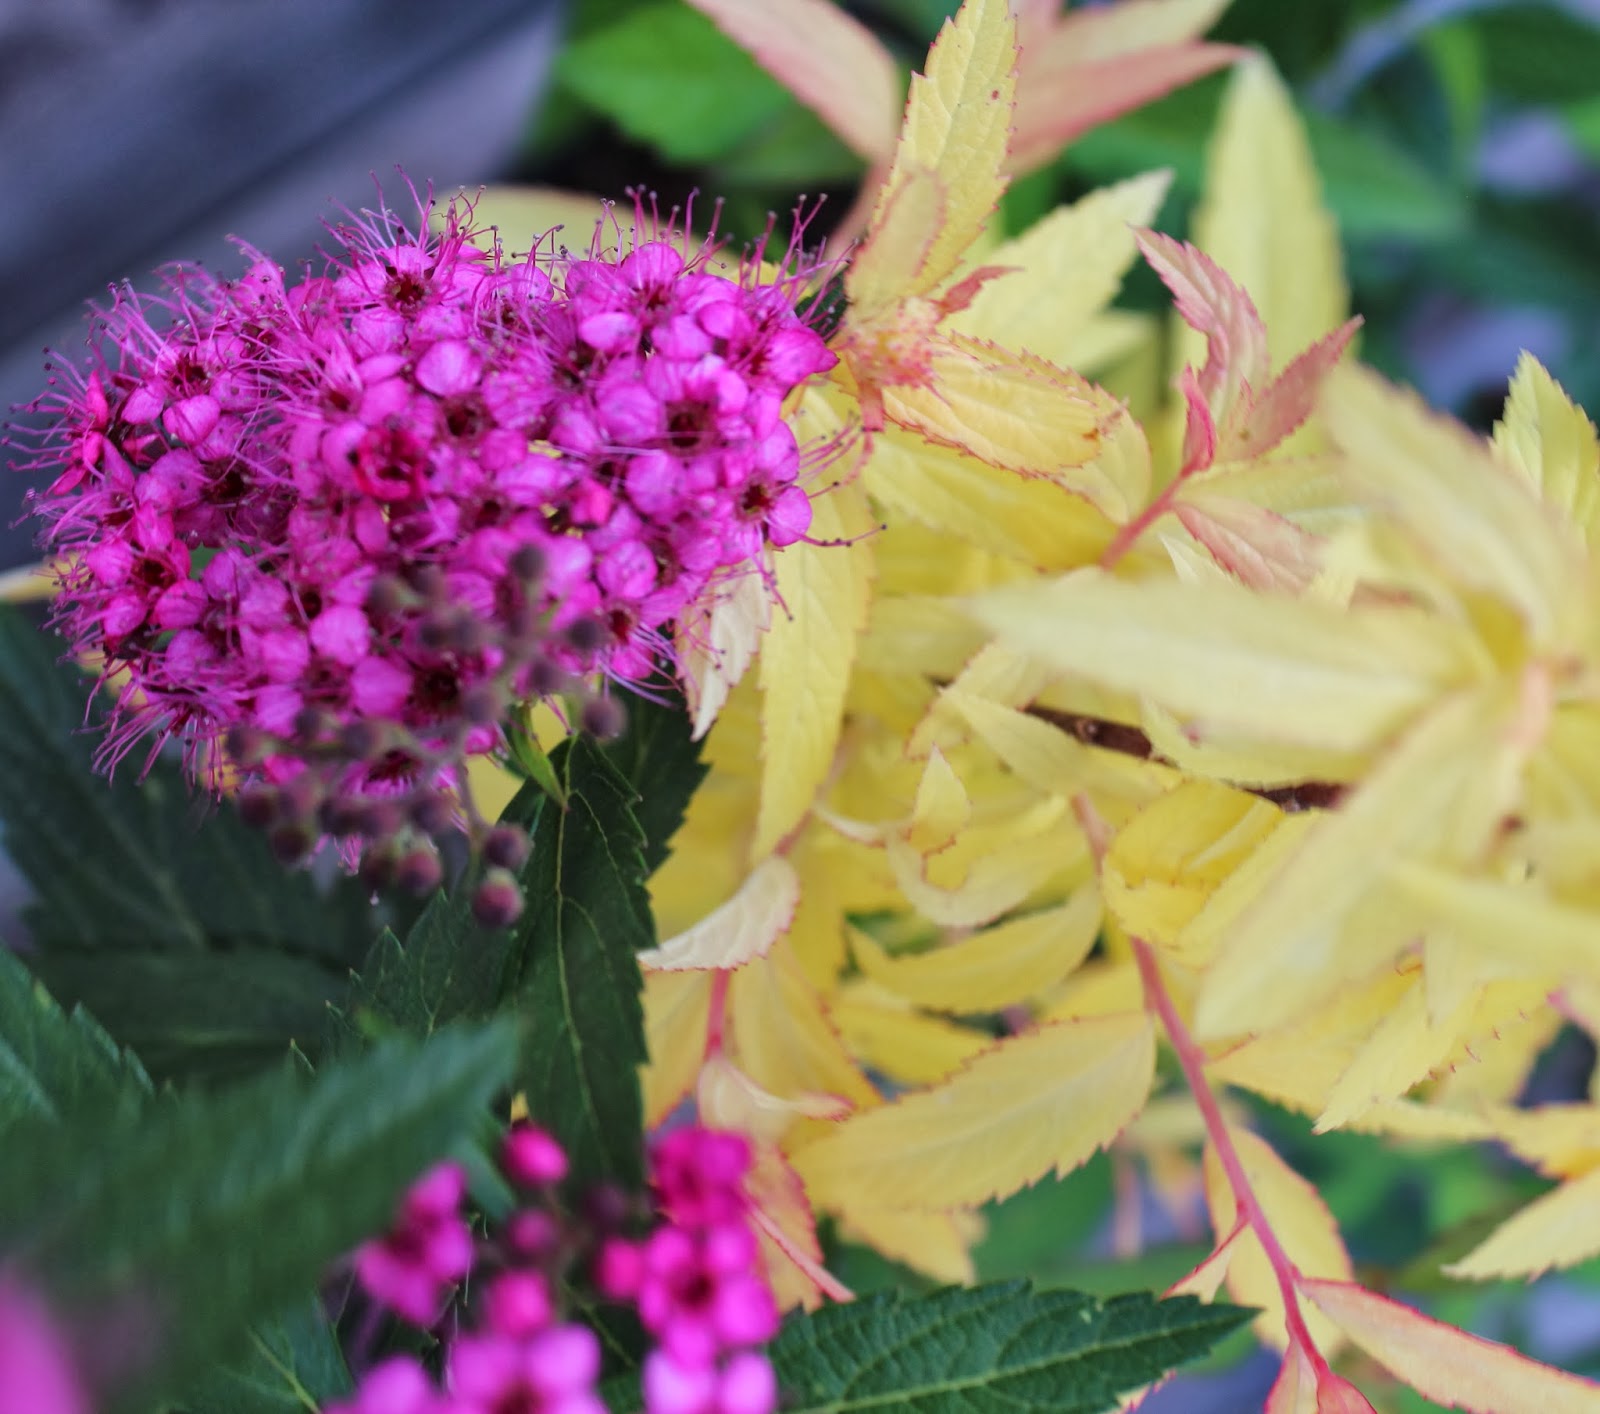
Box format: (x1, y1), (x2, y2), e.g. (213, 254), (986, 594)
(5, 1), (1600, 1405)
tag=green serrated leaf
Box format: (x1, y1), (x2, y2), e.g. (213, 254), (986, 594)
(30, 948), (351, 1086)
(499, 737), (653, 1189)
(556, 1), (794, 165)
(0, 609), (376, 961)
(599, 689), (707, 876)
(0, 1022), (516, 1413)
(764, 1283), (1252, 1414)
(177, 1297), (352, 1414)
(349, 893), (510, 1042)
(0, 948), (150, 1135)
(504, 706), (569, 807)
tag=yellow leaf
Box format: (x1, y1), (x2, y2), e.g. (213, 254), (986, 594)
(1302, 1277), (1600, 1411)
(850, 887), (1101, 1013)
(886, 799), (1083, 928)
(881, 337), (1104, 475)
(1390, 865), (1600, 983)
(1483, 1102), (1600, 1179)
(947, 170), (1173, 368)
(754, 473), (876, 859)
(1446, 1166), (1600, 1282)
(641, 970), (712, 1127)
(1104, 781), (1281, 953)
(1051, 0), (1233, 61)
(1316, 974), (1550, 1132)
(1190, 55), (1345, 369)
(906, 748), (970, 854)
(852, 0), (1016, 308)
(677, 573), (772, 741)
(1167, 1226), (1241, 1303)
(942, 689), (1173, 807)
(1194, 688), (1528, 1040)
(1042, 958), (1146, 1022)
(466, 754), (525, 826)
(680, 0), (900, 163)
(730, 940), (879, 1112)
(970, 568), (1481, 756)
(1325, 364), (1582, 644)
(836, 1207), (978, 1285)
(863, 431), (1115, 571)
(1494, 351), (1600, 548)
(1202, 1128), (1353, 1353)
(831, 982), (994, 1084)
(639, 856), (800, 972)
(792, 1013), (1155, 1209)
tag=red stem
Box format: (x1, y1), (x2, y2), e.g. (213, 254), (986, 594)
(1130, 935), (1331, 1376)
(703, 970), (731, 1062)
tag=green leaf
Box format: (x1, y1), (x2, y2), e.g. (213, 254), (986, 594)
(1474, 4), (1600, 106)
(765, 1282), (1252, 1414)
(0, 609), (376, 962)
(178, 1297), (352, 1414)
(0, 948), (150, 1135)
(1064, 76), (1464, 244)
(599, 689), (708, 876)
(499, 736), (654, 1189)
(33, 948), (352, 1086)
(0, 1021), (517, 1413)
(348, 894), (509, 1043)
(555, 2), (794, 165)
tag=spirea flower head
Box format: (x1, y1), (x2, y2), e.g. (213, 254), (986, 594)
(10, 183), (839, 889)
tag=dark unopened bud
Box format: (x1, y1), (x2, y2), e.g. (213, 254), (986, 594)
(358, 844), (399, 892)
(525, 656), (566, 697)
(407, 564), (446, 600)
(509, 543), (545, 582)
(409, 790), (456, 835)
(483, 824), (530, 871)
(360, 799), (406, 841)
(269, 823), (313, 865)
(340, 720), (387, 761)
(462, 682), (503, 726)
(395, 845), (444, 897)
(279, 773), (323, 823)
(225, 724), (268, 768)
(448, 617), (488, 655)
(564, 616), (606, 655)
(293, 706), (330, 745)
(580, 696), (626, 740)
(472, 869), (525, 929)
(238, 784), (279, 830)
(417, 612), (454, 652)
(319, 796), (367, 836)
(365, 574), (407, 616)
(582, 1181), (634, 1235)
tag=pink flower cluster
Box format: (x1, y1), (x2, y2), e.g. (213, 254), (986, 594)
(337, 1123), (780, 1414)
(0, 1276), (89, 1414)
(11, 189), (837, 893)
(598, 1130), (778, 1414)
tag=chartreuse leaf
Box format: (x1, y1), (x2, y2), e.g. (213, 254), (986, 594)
(0, 1022), (516, 1414)
(765, 1282), (1251, 1414)
(0, 947), (149, 1136)
(793, 1014), (1155, 1211)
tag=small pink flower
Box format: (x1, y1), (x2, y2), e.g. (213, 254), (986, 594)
(501, 1123), (570, 1188)
(0, 1279), (89, 1414)
(326, 1356), (445, 1414)
(354, 1162), (474, 1325)
(448, 1326), (605, 1414)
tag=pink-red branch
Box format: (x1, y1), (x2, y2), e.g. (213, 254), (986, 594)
(1130, 935), (1333, 1378)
